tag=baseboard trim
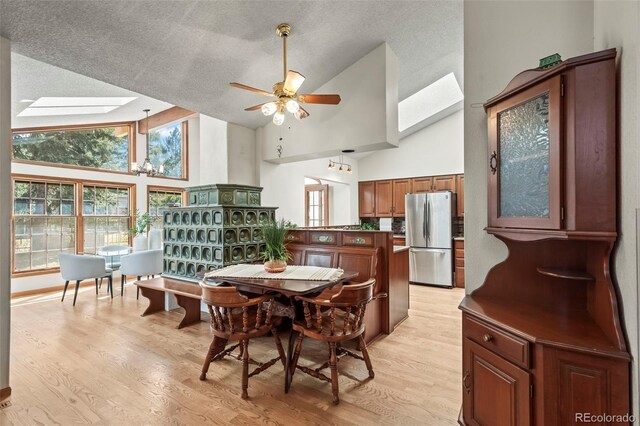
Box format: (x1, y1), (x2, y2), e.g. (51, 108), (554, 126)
(0, 386), (11, 402)
(11, 277), (131, 299)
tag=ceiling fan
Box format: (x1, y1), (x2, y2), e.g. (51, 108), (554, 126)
(230, 23), (341, 126)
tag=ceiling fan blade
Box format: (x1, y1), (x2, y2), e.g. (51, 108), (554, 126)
(244, 103), (267, 111)
(283, 70), (306, 96)
(298, 94), (341, 105)
(230, 82), (275, 97)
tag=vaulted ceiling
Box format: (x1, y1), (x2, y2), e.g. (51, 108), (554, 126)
(0, 0), (462, 129)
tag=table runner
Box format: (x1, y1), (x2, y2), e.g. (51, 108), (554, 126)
(204, 264), (344, 281)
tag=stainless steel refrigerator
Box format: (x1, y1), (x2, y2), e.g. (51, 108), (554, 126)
(405, 191), (454, 287)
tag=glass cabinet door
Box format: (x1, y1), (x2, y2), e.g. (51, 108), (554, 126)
(488, 76), (562, 230)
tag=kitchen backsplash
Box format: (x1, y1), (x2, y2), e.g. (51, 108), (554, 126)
(359, 216), (464, 237)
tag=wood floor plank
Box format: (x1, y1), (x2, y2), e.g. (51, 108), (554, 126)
(4, 282), (464, 425)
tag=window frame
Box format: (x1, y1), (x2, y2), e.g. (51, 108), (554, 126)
(146, 185), (186, 226)
(11, 122), (137, 175)
(146, 120), (189, 181)
(304, 184), (330, 227)
(11, 174), (136, 278)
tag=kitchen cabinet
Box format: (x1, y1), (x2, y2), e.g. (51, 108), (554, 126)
(456, 175), (464, 217)
(433, 175), (456, 191)
(393, 237), (406, 246)
(460, 49), (629, 425)
(392, 179), (412, 217)
(411, 177), (433, 193)
(374, 180), (393, 217)
(454, 239), (464, 288)
(358, 182), (376, 217)
(358, 174), (464, 218)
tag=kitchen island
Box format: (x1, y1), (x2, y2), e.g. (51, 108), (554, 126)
(285, 228), (410, 343)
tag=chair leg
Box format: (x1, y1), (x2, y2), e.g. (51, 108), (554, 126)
(329, 342), (339, 405)
(95, 278), (99, 294)
(72, 280), (81, 306)
(61, 281), (69, 302)
(241, 340), (250, 399)
(99, 277), (103, 290)
(108, 276), (113, 299)
(137, 276), (141, 300)
(359, 336), (375, 379)
(200, 338), (220, 380)
(290, 332), (304, 380)
(121, 275), (125, 297)
(272, 327), (287, 367)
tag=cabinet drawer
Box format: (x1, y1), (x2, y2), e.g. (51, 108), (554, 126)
(455, 248), (465, 259)
(309, 231), (338, 245)
(393, 238), (406, 246)
(343, 233), (374, 247)
(285, 231), (306, 244)
(455, 258), (465, 267)
(463, 315), (530, 369)
(454, 240), (464, 249)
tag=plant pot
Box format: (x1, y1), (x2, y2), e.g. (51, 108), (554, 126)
(264, 260), (287, 273)
(148, 229), (162, 250)
(133, 234), (148, 252)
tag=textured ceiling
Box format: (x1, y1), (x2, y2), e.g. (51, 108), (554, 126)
(0, 0), (462, 129)
(11, 53), (173, 129)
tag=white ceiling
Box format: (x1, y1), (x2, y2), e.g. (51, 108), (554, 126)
(0, 0), (463, 129)
(11, 53), (173, 129)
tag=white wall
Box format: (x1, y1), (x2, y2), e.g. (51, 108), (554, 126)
(260, 43), (399, 163)
(197, 114), (228, 185)
(0, 36), (12, 395)
(227, 123), (257, 186)
(258, 131), (359, 226)
(358, 109), (463, 181)
(593, 0), (640, 419)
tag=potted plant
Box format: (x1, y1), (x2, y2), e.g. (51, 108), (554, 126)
(260, 218), (291, 273)
(129, 210), (153, 251)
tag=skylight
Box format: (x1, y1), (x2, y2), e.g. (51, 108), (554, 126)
(17, 96), (137, 117)
(398, 73), (464, 132)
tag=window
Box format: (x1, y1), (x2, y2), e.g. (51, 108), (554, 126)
(82, 185), (131, 255)
(305, 184), (329, 227)
(149, 121), (187, 178)
(148, 188), (183, 229)
(12, 123), (134, 173)
(13, 180), (76, 272)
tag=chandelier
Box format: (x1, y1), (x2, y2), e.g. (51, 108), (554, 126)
(131, 109), (164, 177)
(328, 156), (352, 173)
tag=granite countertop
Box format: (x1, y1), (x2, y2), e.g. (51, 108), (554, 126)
(393, 234), (406, 238)
(393, 245), (410, 253)
(453, 236), (465, 241)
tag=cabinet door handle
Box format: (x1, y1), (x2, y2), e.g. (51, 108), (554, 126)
(489, 151), (498, 175)
(463, 370), (472, 394)
(482, 333), (494, 343)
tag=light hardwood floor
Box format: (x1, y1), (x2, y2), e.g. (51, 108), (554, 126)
(2, 283), (464, 425)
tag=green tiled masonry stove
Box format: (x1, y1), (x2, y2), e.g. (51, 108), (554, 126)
(162, 184), (277, 282)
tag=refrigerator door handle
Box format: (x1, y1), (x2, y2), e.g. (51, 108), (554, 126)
(425, 199), (430, 243)
(423, 201), (427, 239)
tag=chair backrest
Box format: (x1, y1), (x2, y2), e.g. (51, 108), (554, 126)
(59, 253), (106, 281)
(199, 283), (277, 338)
(120, 249), (163, 276)
(296, 278), (376, 337)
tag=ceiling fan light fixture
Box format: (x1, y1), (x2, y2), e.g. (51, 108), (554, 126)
(261, 102), (278, 116)
(286, 99), (300, 114)
(294, 108), (308, 120)
(273, 110), (285, 126)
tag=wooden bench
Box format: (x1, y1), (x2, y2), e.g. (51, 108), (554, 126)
(135, 277), (203, 329)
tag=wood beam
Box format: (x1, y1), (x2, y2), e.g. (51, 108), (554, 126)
(137, 106), (196, 134)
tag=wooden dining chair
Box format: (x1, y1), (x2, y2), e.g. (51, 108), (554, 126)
(290, 278), (376, 405)
(199, 283), (287, 399)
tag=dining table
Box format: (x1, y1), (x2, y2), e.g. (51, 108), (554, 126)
(202, 269), (359, 393)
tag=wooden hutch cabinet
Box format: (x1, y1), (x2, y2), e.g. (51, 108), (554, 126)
(459, 49), (630, 426)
